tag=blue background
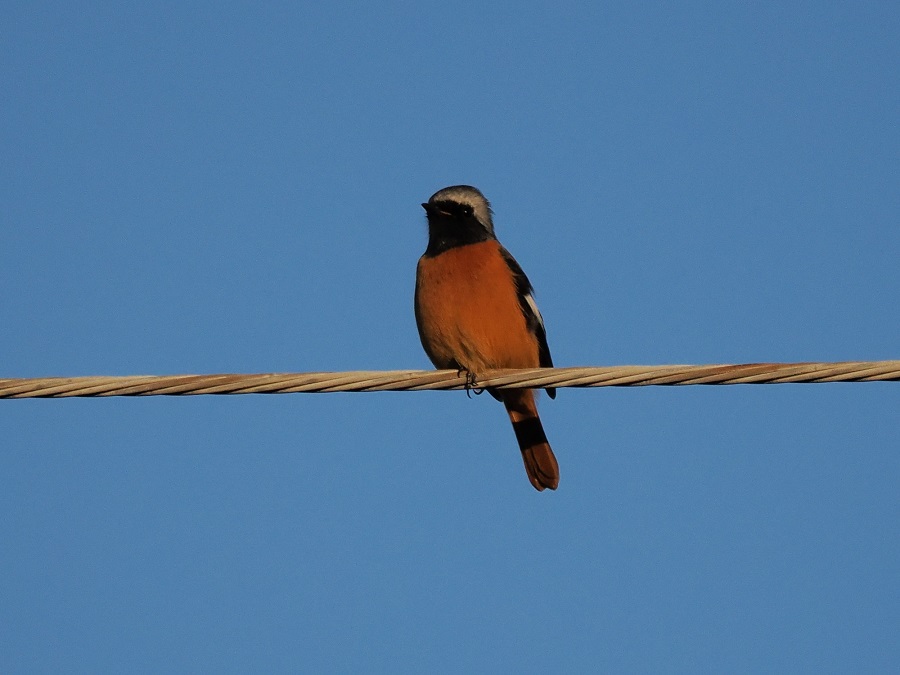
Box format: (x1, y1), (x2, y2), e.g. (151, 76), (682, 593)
(2, 2), (898, 672)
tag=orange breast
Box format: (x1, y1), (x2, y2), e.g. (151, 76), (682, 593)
(415, 240), (541, 373)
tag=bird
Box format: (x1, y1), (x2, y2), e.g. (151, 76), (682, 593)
(414, 185), (559, 490)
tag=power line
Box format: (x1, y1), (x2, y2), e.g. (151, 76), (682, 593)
(2, 360), (898, 398)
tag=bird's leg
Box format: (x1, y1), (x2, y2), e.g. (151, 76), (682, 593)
(457, 368), (485, 398)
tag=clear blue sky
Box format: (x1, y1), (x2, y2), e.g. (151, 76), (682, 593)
(2, 1), (898, 672)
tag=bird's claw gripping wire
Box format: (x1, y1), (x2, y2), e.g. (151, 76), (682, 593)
(458, 369), (486, 398)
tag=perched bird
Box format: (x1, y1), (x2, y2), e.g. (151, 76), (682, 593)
(414, 185), (559, 490)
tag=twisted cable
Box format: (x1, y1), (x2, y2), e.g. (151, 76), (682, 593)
(1, 360), (898, 398)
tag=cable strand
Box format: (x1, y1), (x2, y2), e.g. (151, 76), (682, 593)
(1, 361), (898, 399)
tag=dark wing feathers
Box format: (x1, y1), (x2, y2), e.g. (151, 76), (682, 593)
(499, 247), (556, 399)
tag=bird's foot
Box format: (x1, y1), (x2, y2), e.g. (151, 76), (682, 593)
(457, 369), (485, 398)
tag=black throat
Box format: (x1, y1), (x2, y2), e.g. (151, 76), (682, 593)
(423, 212), (493, 257)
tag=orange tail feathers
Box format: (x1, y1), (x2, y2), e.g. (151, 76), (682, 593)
(503, 389), (559, 491)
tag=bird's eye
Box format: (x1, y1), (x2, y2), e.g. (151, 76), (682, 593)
(462, 206), (473, 216)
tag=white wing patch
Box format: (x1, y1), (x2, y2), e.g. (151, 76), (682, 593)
(523, 291), (545, 333)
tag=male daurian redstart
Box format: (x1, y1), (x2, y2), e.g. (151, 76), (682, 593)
(415, 185), (559, 490)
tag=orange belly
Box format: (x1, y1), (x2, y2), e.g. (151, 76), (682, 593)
(415, 240), (540, 373)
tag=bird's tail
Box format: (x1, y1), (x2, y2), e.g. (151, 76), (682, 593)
(503, 389), (559, 491)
